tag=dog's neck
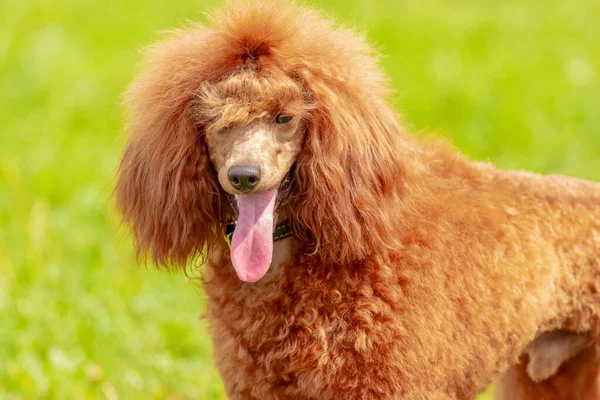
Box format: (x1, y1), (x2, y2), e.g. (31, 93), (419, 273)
(223, 203), (293, 260)
(275, 206), (290, 224)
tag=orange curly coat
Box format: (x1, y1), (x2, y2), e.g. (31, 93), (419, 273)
(116, 1), (600, 399)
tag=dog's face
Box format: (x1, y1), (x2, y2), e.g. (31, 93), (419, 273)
(194, 70), (311, 281)
(196, 71), (310, 196)
(204, 111), (305, 197)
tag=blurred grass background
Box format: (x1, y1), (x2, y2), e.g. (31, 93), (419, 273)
(1, 0), (598, 398)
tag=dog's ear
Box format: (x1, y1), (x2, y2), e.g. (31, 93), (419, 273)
(289, 45), (416, 264)
(115, 29), (231, 269)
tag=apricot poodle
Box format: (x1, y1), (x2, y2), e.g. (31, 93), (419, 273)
(115, 1), (600, 399)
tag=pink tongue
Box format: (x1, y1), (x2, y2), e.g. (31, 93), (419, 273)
(231, 189), (277, 282)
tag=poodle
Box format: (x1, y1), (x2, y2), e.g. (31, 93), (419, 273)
(115, 1), (600, 399)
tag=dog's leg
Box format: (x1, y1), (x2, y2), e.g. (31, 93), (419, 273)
(496, 340), (600, 400)
(524, 330), (592, 382)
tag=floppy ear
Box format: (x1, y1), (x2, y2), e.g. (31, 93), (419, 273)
(115, 28), (233, 268)
(285, 31), (417, 264)
(291, 85), (410, 264)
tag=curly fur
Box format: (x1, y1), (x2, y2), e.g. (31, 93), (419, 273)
(116, 1), (600, 399)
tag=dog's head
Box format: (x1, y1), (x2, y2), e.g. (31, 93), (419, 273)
(116, 1), (408, 281)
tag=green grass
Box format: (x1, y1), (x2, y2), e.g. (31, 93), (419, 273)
(1, 0), (598, 398)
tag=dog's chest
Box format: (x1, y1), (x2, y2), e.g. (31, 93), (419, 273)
(206, 253), (410, 398)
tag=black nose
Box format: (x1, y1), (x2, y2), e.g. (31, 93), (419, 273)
(228, 165), (261, 193)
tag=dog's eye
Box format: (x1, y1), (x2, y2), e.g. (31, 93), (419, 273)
(275, 114), (293, 124)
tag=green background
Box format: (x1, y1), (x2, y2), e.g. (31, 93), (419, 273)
(1, 0), (598, 398)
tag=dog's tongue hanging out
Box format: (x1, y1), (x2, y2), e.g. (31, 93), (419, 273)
(230, 189), (277, 282)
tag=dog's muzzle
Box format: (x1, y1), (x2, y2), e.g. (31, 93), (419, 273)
(225, 165), (295, 220)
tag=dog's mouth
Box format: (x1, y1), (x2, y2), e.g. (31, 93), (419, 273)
(225, 165), (294, 220)
(224, 166), (294, 282)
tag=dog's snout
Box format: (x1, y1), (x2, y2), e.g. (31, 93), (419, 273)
(228, 165), (261, 193)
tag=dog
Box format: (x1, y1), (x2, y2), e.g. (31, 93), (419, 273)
(115, 1), (600, 399)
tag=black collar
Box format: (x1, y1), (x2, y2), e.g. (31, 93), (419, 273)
(224, 220), (293, 248)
